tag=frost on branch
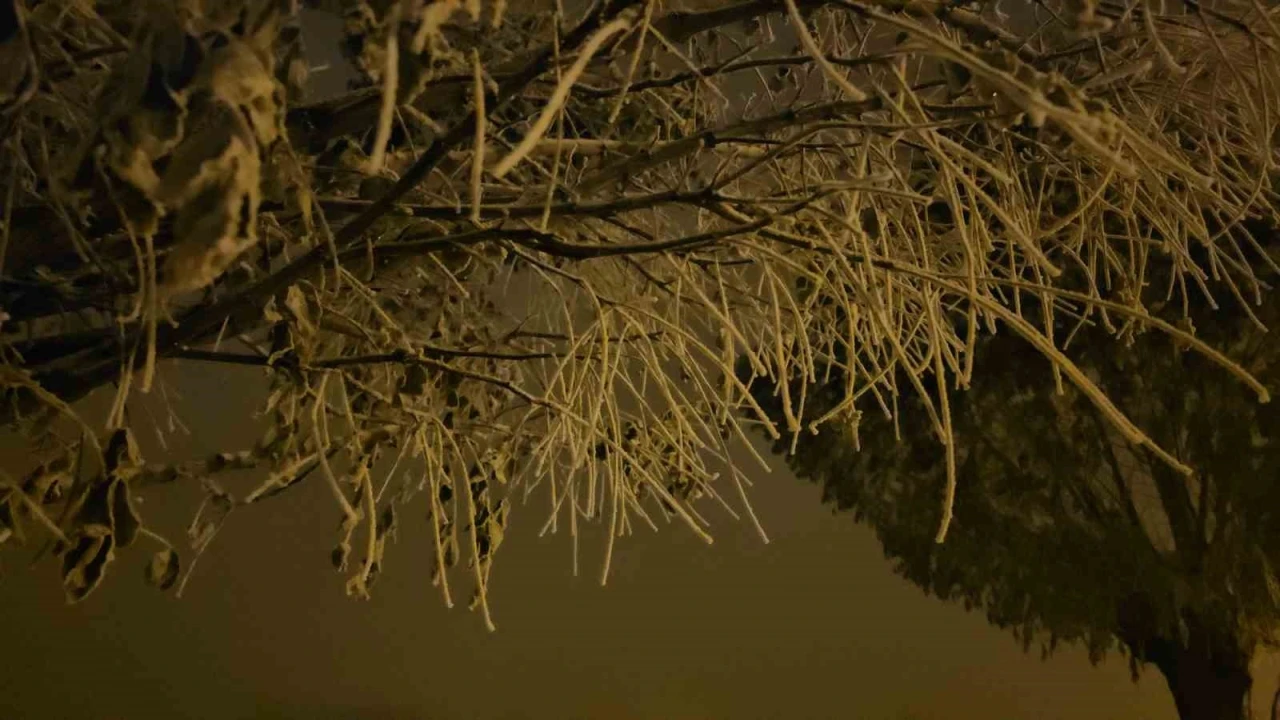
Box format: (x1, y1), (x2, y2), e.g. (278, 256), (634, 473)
(0, 0), (1276, 628)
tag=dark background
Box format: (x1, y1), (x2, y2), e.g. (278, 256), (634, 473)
(1, 361), (1214, 720)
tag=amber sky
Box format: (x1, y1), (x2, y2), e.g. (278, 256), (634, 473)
(2, 7), (1276, 720)
(0, 371), (1189, 720)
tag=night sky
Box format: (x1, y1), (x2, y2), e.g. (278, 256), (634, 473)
(2, 359), (1228, 720)
(3, 7), (1278, 720)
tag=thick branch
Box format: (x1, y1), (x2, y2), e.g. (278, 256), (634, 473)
(6, 0), (647, 423)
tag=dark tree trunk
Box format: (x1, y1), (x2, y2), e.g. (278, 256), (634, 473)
(1119, 593), (1255, 720)
(1144, 631), (1252, 720)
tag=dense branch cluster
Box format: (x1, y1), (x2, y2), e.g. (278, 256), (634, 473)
(0, 0), (1277, 625)
(766, 269), (1280, 717)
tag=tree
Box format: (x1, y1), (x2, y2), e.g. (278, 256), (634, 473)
(761, 242), (1280, 719)
(0, 0), (1276, 632)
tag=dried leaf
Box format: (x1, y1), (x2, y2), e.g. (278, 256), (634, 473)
(262, 296), (284, 325)
(109, 480), (141, 549)
(205, 39), (281, 146)
(205, 478), (234, 514)
(77, 480), (114, 528)
(154, 111), (242, 208)
(145, 548), (180, 591)
(61, 525), (114, 603)
(188, 520), (216, 550)
(153, 96), (263, 297)
(161, 174), (260, 295)
(104, 428), (142, 478)
(284, 285), (316, 338)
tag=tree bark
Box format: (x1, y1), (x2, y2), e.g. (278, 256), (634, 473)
(1119, 596), (1253, 720)
(1148, 635), (1252, 720)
